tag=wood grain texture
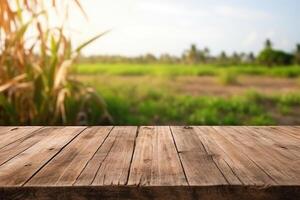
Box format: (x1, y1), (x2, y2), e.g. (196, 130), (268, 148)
(171, 126), (229, 186)
(0, 126), (299, 199)
(215, 126), (300, 185)
(0, 127), (17, 135)
(0, 127), (86, 186)
(0, 127), (60, 166)
(128, 126), (187, 186)
(245, 127), (300, 161)
(195, 126), (276, 185)
(275, 126), (300, 140)
(0, 127), (41, 149)
(75, 126), (137, 186)
(26, 127), (113, 186)
(244, 127), (300, 159)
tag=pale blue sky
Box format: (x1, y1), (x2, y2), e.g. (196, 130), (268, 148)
(69, 0), (300, 56)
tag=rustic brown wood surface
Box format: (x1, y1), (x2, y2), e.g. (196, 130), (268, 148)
(0, 126), (299, 200)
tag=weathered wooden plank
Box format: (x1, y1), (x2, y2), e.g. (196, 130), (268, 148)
(0, 125), (299, 200)
(214, 126), (300, 185)
(234, 127), (300, 183)
(26, 127), (113, 186)
(244, 127), (300, 160)
(238, 127), (300, 163)
(0, 127), (37, 139)
(258, 126), (300, 142)
(75, 126), (137, 186)
(0, 127), (17, 135)
(170, 126), (229, 186)
(275, 126), (300, 140)
(243, 126), (300, 159)
(281, 126), (300, 134)
(0, 127), (61, 166)
(251, 127), (300, 157)
(0, 127), (86, 186)
(179, 126), (242, 185)
(128, 126), (187, 186)
(195, 126), (276, 185)
(0, 127), (41, 149)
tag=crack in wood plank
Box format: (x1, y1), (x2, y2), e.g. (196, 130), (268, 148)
(169, 126), (190, 186)
(125, 126), (140, 185)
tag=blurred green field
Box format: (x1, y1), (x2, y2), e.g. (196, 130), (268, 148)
(74, 63), (300, 125)
(74, 63), (300, 78)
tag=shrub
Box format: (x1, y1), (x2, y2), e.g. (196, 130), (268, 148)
(257, 49), (293, 66)
(218, 71), (239, 85)
(294, 44), (300, 65)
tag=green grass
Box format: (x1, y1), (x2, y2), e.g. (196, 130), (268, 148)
(218, 71), (239, 85)
(99, 87), (300, 125)
(73, 63), (300, 125)
(75, 74), (300, 125)
(74, 63), (300, 78)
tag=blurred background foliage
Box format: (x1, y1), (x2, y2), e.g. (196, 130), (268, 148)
(74, 37), (300, 125)
(78, 39), (300, 67)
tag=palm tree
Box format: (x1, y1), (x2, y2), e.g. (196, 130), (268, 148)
(219, 51), (228, 65)
(248, 52), (256, 63)
(265, 39), (273, 49)
(185, 44), (199, 64)
(295, 44), (300, 65)
(296, 44), (300, 53)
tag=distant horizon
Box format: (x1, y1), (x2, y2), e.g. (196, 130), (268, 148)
(66, 0), (300, 57)
(79, 40), (299, 58)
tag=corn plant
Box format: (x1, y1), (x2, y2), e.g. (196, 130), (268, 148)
(0, 0), (112, 125)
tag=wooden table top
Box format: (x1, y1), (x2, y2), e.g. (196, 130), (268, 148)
(0, 126), (299, 199)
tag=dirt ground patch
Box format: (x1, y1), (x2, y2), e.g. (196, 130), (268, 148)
(177, 76), (300, 96)
(76, 74), (300, 97)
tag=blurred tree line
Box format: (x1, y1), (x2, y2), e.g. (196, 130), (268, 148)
(78, 39), (300, 66)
